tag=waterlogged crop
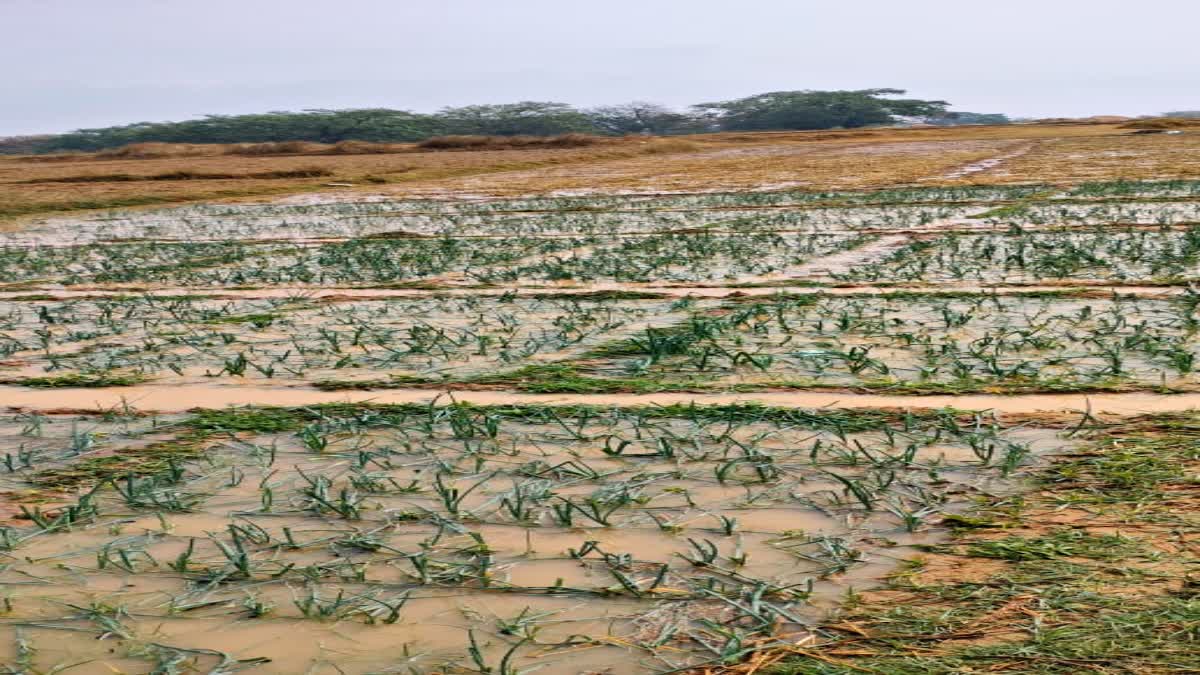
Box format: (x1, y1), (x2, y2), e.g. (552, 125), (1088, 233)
(543, 294), (1200, 392)
(841, 227), (1200, 282)
(0, 403), (1054, 672)
(0, 295), (702, 384)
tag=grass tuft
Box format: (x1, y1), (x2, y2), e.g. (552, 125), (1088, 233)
(0, 373), (149, 388)
(761, 412), (1200, 674)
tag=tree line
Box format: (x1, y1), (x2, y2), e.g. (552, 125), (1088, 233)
(5, 89), (1012, 154)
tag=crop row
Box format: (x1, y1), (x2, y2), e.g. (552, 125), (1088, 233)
(1, 233), (875, 287)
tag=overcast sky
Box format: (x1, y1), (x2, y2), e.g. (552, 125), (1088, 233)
(3, 0), (1198, 136)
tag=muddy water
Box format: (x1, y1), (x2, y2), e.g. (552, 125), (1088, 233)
(0, 383), (1193, 415)
(0, 409), (1057, 673)
(0, 296), (699, 388)
(607, 295), (1198, 389)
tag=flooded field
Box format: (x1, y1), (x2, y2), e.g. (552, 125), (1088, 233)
(0, 405), (1062, 673)
(1, 175), (1199, 673)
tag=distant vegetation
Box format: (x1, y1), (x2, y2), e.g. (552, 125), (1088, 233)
(2, 89), (1012, 155)
(923, 111), (1012, 126)
(693, 88), (950, 130)
(0, 135), (55, 155)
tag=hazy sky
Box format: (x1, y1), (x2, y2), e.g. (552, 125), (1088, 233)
(3, 0), (1198, 136)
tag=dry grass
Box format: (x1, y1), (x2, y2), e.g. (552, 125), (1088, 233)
(0, 138), (708, 220)
(325, 140), (411, 154)
(965, 133), (1200, 185)
(366, 123), (1200, 197)
(4, 122), (1198, 222)
(408, 138), (1025, 196)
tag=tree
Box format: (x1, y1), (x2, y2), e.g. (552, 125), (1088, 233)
(0, 135), (54, 154)
(694, 89), (949, 131)
(923, 111), (1011, 126)
(30, 109), (446, 152)
(195, 109), (444, 144)
(436, 102), (596, 136)
(585, 102), (703, 135)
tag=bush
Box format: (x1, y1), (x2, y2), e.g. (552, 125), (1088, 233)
(1119, 118), (1200, 130)
(95, 143), (220, 159)
(225, 141), (325, 156)
(327, 140), (408, 154)
(20, 166), (334, 184)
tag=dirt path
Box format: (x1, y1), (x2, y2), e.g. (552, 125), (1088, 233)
(2, 383), (1193, 416)
(0, 283), (1183, 302)
(928, 142), (1037, 181)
